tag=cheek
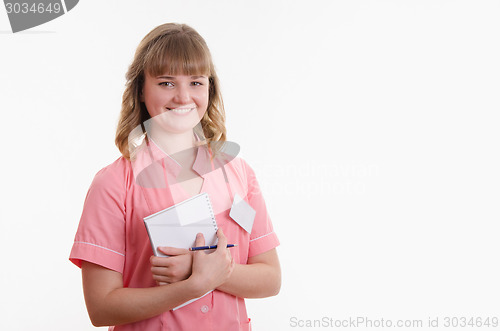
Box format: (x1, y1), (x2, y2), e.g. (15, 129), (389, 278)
(197, 108), (207, 120)
(144, 92), (167, 116)
(147, 92), (165, 105)
(196, 90), (209, 109)
(197, 95), (209, 119)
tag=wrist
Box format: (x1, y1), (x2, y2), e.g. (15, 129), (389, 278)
(185, 275), (208, 298)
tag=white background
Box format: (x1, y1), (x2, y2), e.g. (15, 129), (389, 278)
(1, 1), (499, 330)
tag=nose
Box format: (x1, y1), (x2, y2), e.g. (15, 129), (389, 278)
(173, 84), (191, 105)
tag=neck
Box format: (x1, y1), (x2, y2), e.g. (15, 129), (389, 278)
(151, 130), (195, 155)
(148, 124), (199, 169)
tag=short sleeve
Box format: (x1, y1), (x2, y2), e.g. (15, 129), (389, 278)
(69, 161), (127, 273)
(242, 160), (280, 257)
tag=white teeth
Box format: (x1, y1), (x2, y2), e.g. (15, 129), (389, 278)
(169, 107), (195, 114)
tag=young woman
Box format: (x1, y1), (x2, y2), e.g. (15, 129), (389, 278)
(69, 23), (281, 330)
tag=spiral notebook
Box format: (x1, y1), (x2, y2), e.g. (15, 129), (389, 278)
(143, 192), (218, 310)
(143, 192), (218, 257)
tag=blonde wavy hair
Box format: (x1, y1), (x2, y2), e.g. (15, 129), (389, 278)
(115, 23), (226, 159)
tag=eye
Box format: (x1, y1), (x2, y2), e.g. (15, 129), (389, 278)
(191, 81), (203, 86)
(159, 81), (174, 87)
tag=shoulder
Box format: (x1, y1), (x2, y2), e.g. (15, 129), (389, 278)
(224, 156), (262, 193)
(88, 157), (133, 195)
(226, 156), (255, 177)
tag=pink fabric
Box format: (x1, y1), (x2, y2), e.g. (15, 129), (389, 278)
(69, 143), (278, 330)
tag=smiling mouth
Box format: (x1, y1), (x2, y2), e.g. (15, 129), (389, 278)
(167, 105), (196, 114)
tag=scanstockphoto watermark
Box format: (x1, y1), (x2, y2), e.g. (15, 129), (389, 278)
(254, 161), (380, 180)
(3, 0), (79, 33)
(289, 316), (500, 328)
(290, 316), (424, 329)
(254, 161), (379, 196)
(262, 179), (368, 196)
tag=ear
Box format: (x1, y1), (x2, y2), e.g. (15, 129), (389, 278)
(140, 89), (144, 102)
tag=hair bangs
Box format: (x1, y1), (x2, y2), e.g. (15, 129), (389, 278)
(145, 32), (211, 77)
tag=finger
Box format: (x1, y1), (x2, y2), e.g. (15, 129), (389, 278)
(194, 233), (205, 247)
(215, 229), (228, 253)
(230, 255), (235, 268)
(158, 246), (190, 256)
(228, 248), (234, 265)
(150, 256), (173, 267)
(152, 273), (170, 282)
(151, 266), (171, 276)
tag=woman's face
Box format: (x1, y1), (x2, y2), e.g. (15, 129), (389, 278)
(141, 72), (209, 134)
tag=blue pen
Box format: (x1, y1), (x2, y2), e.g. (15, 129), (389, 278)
(189, 244), (238, 251)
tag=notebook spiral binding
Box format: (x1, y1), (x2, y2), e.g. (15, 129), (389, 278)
(205, 193), (218, 231)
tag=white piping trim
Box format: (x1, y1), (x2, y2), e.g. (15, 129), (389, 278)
(250, 231), (275, 242)
(74, 241), (125, 257)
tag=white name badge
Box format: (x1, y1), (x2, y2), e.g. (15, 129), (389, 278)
(229, 194), (256, 233)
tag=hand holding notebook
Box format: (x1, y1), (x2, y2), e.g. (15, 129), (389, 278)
(144, 192), (218, 257)
(143, 193), (219, 310)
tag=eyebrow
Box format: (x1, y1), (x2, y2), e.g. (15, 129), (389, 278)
(157, 75), (207, 79)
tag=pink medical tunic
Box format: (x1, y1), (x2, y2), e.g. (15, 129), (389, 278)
(69, 142), (279, 330)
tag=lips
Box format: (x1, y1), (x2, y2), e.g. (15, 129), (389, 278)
(167, 104), (197, 114)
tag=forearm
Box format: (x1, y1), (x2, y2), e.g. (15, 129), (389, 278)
(216, 261), (281, 298)
(88, 280), (200, 327)
(83, 231), (234, 327)
(82, 261), (206, 327)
